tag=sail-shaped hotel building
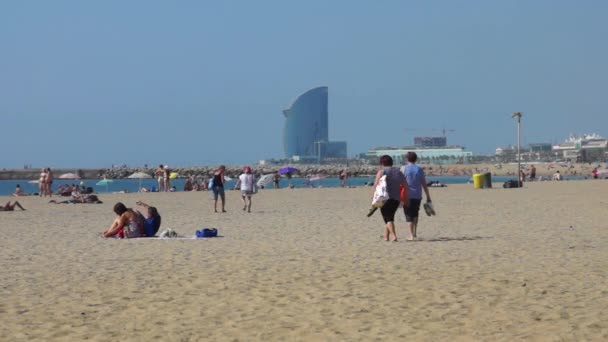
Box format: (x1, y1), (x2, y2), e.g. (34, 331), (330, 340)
(282, 86), (346, 160)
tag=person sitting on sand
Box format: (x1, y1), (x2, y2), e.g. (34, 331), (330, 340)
(184, 178), (193, 191)
(13, 184), (28, 196)
(102, 202), (143, 238)
(0, 201), (26, 211)
(135, 200), (162, 237)
(553, 170), (562, 181)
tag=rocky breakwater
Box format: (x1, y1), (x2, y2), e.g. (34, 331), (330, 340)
(101, 164), (379, 180)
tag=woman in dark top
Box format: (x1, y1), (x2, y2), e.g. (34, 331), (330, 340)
(372, 155), (407, 242)
(136, 201), (162, 237)
(212, 165), (226, 213)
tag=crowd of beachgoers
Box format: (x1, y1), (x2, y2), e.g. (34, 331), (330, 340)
(4, 159), (606, 242)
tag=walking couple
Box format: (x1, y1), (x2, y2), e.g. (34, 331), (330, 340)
(372, 152), (432, 242)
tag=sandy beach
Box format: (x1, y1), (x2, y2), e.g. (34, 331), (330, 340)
(1, 181), (607, 341)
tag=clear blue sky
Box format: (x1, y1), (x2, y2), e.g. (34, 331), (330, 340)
(1, 0), (607, 167)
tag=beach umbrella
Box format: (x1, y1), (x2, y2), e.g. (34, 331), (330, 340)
(59, 173), (80, 180)
(96, 179), (113, 193)
(128, 172), (152, 190)
(169, 172), (179, 179)
(278, 167), (298, 175)
(257, 174), (274, 187)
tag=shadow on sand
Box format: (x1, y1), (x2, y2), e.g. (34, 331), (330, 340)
(417, 236), (491, 242)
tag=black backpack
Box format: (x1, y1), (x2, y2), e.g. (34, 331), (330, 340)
(503, 180), (522, 188)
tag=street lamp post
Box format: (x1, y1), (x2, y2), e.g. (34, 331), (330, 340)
(512, 112), (522, 186)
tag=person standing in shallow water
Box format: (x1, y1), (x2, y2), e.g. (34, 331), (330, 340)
(212, 165), (227, 213)
(400, 152), (431, 241)
(372, 155), (407, 242)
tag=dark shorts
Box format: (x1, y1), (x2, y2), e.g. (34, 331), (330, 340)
(404, 198), (422, 222)
(212, 186), (225, 200)
(380, 199), (400, 224)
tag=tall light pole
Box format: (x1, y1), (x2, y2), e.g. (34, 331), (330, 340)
(512, 112), (522, 186)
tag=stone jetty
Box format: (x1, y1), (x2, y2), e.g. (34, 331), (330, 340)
(0, 164), (377, 180)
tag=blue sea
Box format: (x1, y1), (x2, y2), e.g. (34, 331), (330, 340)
(0, 175), (580, 196)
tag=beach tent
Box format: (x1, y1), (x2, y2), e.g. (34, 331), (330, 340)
(257, 174), (274, 187)
(309, 174), (327, 182)
(59, 173), (80, 180)
(128, 172), (152, 190)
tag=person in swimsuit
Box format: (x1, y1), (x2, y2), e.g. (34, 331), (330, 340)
(272, 172), (280, 189)
(44, 168), (53, 198)
(155, 165), (164, 192)
(102, 202), (143, 238)
(38, 168), (47, 196)
(0, 201), (26, 211)
(163, 165), (171, 192)
(212, 165), (226, 213)
(372, 155), (407, 242)
(13, 184), (28, 196)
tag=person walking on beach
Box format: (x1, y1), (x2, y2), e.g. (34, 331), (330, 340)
(235, 166), (256, 212)
(372, 155), (407, 242)
(400, 152), (431, 241)
(212, 165), (227, 213)
(272, 171), (280, 189)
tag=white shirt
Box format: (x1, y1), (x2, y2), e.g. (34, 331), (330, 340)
(238, 174), (255, 191)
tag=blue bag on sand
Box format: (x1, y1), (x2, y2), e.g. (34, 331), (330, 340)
(196, 228), (218, 238)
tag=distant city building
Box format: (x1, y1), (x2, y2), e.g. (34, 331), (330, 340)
(528, 143), (552, 153)
(282, 86), (347, 160)
(495, 146), (516, 156)
(414, 136), (447, 147)
(367, 146), (472, 165)
(552, 133), (607, 162)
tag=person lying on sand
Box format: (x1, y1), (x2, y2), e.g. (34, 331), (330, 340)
(49, 193), (102, 204)
(0, 201), (26, 211)
(135, 200), (162, 237)
(102, 202), (143, 238)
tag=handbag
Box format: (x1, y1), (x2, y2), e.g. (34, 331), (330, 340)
(250, 175), (258, 194)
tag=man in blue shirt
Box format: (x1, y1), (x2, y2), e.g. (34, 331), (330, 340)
(400, 152), (432, 241)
